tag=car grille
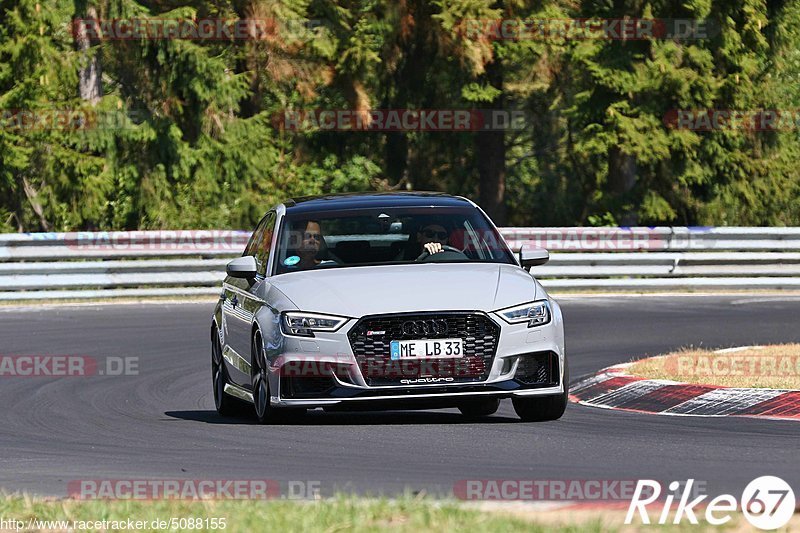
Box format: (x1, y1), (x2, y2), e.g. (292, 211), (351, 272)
(515, 351), (559, 386)
(347, 312), (500, 386)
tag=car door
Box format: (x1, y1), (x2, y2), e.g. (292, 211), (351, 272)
(222, 211), (275, 386)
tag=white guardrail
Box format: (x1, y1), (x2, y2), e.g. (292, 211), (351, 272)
(2, 227), (800, 300)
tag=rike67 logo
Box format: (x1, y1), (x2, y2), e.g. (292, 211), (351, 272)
(626, 476), (796, 530)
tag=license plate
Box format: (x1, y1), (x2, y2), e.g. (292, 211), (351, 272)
(390, 338), (463, 360)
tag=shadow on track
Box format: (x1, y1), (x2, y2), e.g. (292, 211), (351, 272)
(162, 410), (254, 425)
(165, 409), (520, 426)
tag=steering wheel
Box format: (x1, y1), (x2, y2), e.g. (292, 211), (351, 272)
(415, 245), (467, 262)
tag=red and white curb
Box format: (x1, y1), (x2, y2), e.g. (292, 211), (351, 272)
(569, 352), (800, 421)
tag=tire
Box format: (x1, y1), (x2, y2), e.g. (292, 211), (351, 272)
(252, 331), (305, 425)
(458, 398), (500, 419)
(512, 359), (569, 422)
(211, 326), (249, 417)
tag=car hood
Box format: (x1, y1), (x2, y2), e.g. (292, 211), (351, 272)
(269, 263), (539, 317)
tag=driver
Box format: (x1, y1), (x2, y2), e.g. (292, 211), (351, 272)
(417, 222), (450, 256)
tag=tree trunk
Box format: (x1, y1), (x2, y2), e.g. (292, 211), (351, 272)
(22, 177), (51, 232)
(476, 58), (507, 224)
(607, 146), (638, 225)
(74, 3), (102, 103)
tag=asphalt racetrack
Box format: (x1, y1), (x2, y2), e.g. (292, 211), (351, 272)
(1, 295), (798, 498)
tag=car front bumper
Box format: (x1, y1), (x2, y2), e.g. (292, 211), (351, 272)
(270, 381), (565, 408)
(261, 300), (566, 409)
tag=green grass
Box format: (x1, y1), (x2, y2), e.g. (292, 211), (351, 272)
(2, 493), (782, 532)
(0, 495), (606, 533)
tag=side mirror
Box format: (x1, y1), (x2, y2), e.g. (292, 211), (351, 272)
(519, 245), (549, 269)
(226, 256), (258, 280)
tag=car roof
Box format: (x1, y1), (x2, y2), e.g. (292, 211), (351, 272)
(282, 192), (475, 215)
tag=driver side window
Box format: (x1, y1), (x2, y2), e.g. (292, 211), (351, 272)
(254, 212), (276, 276)
(243, 211), (276, 277)
(244, 220), (265, 258)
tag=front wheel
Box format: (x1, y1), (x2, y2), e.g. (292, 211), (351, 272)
(512, 360), (569, 422)
(252, 331), (305, 425)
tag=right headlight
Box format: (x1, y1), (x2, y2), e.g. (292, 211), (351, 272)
(280, 311), (349, 337)
(496, 300), (551, 328)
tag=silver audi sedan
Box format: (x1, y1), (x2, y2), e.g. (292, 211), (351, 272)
(211, 192), (567, 423)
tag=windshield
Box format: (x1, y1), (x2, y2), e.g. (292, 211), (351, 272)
(273, 206), (516, 275)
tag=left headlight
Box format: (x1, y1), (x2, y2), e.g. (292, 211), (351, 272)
(496, 300), (551, 328)
(281, 311), (349, 337)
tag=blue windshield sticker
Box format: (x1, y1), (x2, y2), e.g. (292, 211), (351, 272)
(284, 256), (301, 266)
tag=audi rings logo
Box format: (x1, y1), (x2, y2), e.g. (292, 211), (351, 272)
(401, 319), (448, 336)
